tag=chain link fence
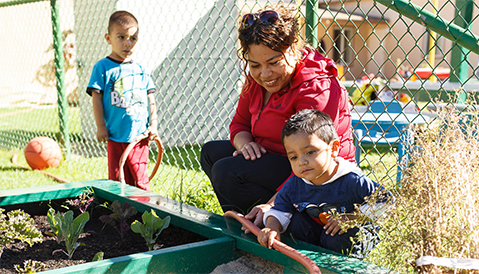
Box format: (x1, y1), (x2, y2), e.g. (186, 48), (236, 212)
(0, 0), (478, 265)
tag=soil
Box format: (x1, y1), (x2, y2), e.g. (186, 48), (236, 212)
(0, 199), (207, 273)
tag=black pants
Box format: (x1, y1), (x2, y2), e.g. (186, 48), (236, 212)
(200, 140), (292, 214)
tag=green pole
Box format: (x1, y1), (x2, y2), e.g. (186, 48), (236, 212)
(449, 0), (473, 84)
(50, 0), (71, 160)
(305, 0), (319, 49)
(376, 0), (479, 55)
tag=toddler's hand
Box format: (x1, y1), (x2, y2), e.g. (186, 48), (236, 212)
(324, 214), (353, 236)
(96, 126), (109, 142)
(258, 227), (279, 249)
(147, 126), (158, 140)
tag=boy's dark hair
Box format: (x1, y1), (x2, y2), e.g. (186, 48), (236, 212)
(108, 11), (138, 33)
(282, 109), (338, 144)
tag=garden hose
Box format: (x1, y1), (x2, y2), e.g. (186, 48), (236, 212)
(223, 210), (321, 274)
(118, 131), (163, 185)
(11, 153), (69, 183)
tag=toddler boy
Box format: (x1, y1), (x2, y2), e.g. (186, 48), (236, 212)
(258, 109), (393, 258)
(87, 11), (158, 191)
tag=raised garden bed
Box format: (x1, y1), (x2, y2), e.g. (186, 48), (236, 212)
(0, 180), (392, 273)
(0, 198), (207, 273)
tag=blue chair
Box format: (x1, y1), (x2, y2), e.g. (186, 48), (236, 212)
(353, 100), (413, 182)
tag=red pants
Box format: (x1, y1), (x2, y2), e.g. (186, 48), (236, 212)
(107, 139), (150, 191)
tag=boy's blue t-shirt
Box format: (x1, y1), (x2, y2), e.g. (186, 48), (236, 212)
(87, 57), (156, 143)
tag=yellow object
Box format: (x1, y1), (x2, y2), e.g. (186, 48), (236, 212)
(337, 65), (345, 81)
(350, 77), (384, 106)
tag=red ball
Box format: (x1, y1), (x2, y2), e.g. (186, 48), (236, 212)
(24, 137), (62, 170)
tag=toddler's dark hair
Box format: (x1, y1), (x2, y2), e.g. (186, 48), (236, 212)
(282, 109), (338, 144)
(108, 11), (138, 33)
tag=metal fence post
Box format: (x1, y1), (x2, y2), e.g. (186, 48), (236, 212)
(305, 0), (319, 48)
(50, 0), (71, 160)
(449, 0), (474, 83)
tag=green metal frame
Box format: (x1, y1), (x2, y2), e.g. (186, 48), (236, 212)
(0, 180), (394, 274)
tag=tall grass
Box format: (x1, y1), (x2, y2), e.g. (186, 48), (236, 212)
(366, 109), (479, 273)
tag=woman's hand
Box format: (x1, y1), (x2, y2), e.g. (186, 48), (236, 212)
(241, 203), (272, 233)
(233, 142), (267, 160)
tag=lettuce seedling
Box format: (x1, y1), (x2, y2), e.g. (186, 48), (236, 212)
(131, 210), (170, 251)
(99, 200), (138, 241)
(47, 208), (62, 244)
(47, 209), (89, 259)
(0, 209), (43, 259)
(14, 259), (46, 273)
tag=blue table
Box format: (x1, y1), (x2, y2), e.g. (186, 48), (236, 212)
(351, 110), (430, 182)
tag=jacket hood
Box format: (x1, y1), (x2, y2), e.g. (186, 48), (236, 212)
(290, 48), (339, 90)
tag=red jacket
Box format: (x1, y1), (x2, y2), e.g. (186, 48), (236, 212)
(230, 49), (355, 161)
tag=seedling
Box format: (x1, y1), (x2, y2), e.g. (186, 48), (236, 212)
(99, 200), (138, 241)
(46, 208), (62, 244)
(14, 259), (46, 273)
(47, 208), (89, 259)
(66, 189), (95, 214)
(92, 252), (104, 262)
(131, 210), (170, 251)
(0, 209), (43, 259)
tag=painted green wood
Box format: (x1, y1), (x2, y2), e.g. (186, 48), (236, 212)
(0, 180), (394, 273)
(42, 237), (237, 274)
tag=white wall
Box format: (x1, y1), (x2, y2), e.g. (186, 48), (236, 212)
(75, 0), (240, 149)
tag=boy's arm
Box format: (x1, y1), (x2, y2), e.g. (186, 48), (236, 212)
(147, 93), (158, 140)
(258, 216), (282, 249)
(92, 92), (109, 142)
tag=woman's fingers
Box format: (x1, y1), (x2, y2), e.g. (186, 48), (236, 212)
(234, 142), (266, 160)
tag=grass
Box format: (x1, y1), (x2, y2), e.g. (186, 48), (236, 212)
(0, 146), (223, 215)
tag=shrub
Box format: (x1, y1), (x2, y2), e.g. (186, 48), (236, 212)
(367, 108), (479, 273)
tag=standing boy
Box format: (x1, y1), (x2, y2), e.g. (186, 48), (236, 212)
(258, 109), (393, 258)
(87, 11), (158, 191)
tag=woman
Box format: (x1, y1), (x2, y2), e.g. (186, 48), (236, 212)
(201, 3), (355, 218)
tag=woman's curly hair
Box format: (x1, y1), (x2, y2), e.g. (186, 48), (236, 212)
(237, 3), (310, 91)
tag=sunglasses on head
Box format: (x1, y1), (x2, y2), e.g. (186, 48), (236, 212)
(240, 10), (279, 30)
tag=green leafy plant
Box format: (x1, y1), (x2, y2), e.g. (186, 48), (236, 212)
(14, 259), (45, 273)
(47, 208), (89, 259)
(0, 209), (43, 259)
(92, 252), (104, 262)
(66, 189), (96, 214)
(131, 210), (170, 251)
(99, 200), (138, 241)
(46, 208), (62, 244)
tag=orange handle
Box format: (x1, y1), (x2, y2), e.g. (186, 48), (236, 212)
(118, 132), (163, 184)
(224, 211), (321, 274)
